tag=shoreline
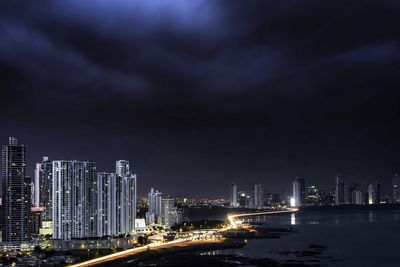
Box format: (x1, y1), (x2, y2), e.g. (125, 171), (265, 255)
(95, 239), (246, 266)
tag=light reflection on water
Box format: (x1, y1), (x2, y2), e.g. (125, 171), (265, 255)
(243, 210), (400, 225)
(290, 213), (296, 225)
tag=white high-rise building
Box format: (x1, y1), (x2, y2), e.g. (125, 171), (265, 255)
(352, 189), (363, 205)
(293, 177), (305, 207)
(97, 163), (137, 237)
(122, 173), (137, 234)
(161, 198), (181, 227)
(116, 160), (130, 177)
(230, 183), (238, 207)
(115, 160), (137, 234)
(254, 184), (265, 208)
(52, 160), (97, 240)
(146, 188), (162, 224)
(368, 183), (375, 205)
(97, 172), (117, 237)
(34, 157), (53, 221)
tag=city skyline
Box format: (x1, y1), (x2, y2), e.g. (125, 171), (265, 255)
(1, 136), (399, 198)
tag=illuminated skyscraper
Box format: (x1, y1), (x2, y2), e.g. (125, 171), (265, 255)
(52, 160), (97, 240)
(2, 137), (31, 242)
(122, 173), (137, 234)
(306, 185), (319, 206)
(230, 183), (238, 207)
(368, 183), (375, 205)
(292, 177), (305, 207)
(114, 160), (137, 234)
(349, 183), (363, 205)
(335, 175), (345, 205)
(393, 174), (400, 203)
(253, 184), (265, 208)
(146, 188), (162, 224)
(97, 162), (137, 237)
(116, 160), (130, 177)
(161, 198), (181, 226)
(34, 157), (53, 221)
(97, 172), (117, 236)
(374, 181), (380, 204)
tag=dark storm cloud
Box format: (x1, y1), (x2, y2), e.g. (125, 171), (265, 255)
(1, 1), (400, 196)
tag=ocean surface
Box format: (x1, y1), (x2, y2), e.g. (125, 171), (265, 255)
(211, 210), (400, 266)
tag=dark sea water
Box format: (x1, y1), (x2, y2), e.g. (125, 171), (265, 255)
(214, 210), (400, 266)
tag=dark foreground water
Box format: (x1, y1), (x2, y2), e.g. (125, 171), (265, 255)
(212, 210), (400, 266)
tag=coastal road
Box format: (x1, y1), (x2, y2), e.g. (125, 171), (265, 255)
(68, 239), (221, 267)
(70, 208), (297, 266)
(228, 208), (298, 228)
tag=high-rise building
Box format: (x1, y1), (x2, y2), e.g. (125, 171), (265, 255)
(349, 183), (363, 205)
(253, 184), (265, 208)
(2, 137), (31, 242)
(374, 181), (381, 204)
(237, 190), (248, 207)
(353, 190), (363, 205)
(52, 160), (97, 240)
(116, 160), (130, 178)
(34, 157), (53, 221)
(161, 198), (181, 227)
(122, 173), (137, 234)
(344, 184), (350, 204)
(146, 188), (162, 224)
(114, 160), (137, 234)
(97, 172), (117, 237)
(97, 162), (137, 237)
(230, 183), (238, 207)
(393, 174), (400, 203)
(335, 175), (345, 205)
(31, 206), (44, 236)
(292, 177), (306, 207)
(266, 193), (281, 205)
(306, 185), (319, 206)
(368, 183), (375, 205)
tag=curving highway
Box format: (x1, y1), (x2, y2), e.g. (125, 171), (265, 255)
(69, 208), (298, 267)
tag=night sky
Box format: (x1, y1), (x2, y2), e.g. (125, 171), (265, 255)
(1, 1), (400, 197)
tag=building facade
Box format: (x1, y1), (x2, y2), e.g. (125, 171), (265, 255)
(116, 160), (130, 178)
(335, 175), (345, 205)
(394, 174), (400, 203)
(52, 160), (97, 240)
(97, 161), (137, 237)
(230, 183), (238, 207)
(146, 188), (162, 224)
(253, 184), (265, 208)
(161, 198), (181, 227)
(293, 177), (306, 207)
(122, 173), (137, 234)
(306, 185), (319, 206)
(34, 157), (53, 221)
(1, 137), (31, 243)
(368, 183), (375, 204)
(97, 172), (117, 237)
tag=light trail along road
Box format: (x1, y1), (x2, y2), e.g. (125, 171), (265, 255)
(227, 208), (298, 228)
(70, 208), (298, 267)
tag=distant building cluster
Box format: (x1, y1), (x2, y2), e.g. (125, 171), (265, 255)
(288, 174), (398, 208)
(230, 183), (281, 208)
(229, 173), (400, 209)
(145, 188), (183, 226)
